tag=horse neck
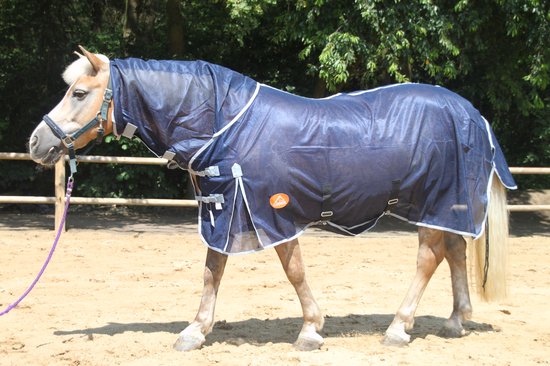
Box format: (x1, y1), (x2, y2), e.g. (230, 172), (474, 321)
(111, 59), (218, 146)
(110, 58), (259, 167)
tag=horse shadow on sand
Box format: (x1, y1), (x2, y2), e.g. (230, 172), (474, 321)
(53, 313), (495, 347)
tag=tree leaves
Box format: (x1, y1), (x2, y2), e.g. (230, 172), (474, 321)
(1, 0), (549, 198)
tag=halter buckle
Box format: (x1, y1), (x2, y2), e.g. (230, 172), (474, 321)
(61, 136), (75, 148)
(95, 113), (105, 143)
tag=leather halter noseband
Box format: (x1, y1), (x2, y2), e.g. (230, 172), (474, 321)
(42, 78), (112, 175)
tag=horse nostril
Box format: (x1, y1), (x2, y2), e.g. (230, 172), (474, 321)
(30, 135), (38, 148)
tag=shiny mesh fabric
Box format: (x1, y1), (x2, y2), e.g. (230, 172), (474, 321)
(110, 59), (516, 255)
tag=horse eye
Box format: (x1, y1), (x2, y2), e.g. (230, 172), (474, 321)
(72, 89), (88, 100)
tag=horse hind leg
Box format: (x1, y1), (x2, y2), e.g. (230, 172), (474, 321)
(438, 232), (472, 338)
(174, 248), (228, 351)
(275, 239), (324, 351)
(383, 228), (445, 346)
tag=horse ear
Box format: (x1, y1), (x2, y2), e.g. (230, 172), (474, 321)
(78, 45), (106, 74)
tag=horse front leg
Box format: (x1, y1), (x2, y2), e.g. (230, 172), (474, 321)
(438, 232), (472, 338)
(174, 248), (228, 351)
(275, 239), (324, 351)
(383, 228), (445, 346)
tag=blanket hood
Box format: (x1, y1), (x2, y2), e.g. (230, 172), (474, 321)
(110, 58), (258, 168)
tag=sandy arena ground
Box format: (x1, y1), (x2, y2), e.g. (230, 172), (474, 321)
(0, 207), (549, 365)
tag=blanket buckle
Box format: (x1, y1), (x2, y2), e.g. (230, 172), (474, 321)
(387, 198), (399, 205)
(195, 166), (220, 177)
(196, 194), (224, 205)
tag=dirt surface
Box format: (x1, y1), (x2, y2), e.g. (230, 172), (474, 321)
(0, 207), (549, 365)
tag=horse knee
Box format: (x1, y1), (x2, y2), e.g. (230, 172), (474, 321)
(285, 264), (306, 285)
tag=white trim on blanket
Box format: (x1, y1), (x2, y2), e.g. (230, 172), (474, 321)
(482, 116), (517, 190)
(348, 83), (412, 96)
(188, 82), (261, 172)
(260, 83), (343, 100)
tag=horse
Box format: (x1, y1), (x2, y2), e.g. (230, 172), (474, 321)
(28, 47), (516, 351)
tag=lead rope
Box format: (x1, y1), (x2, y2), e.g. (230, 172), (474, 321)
(0, 176), (74, 316)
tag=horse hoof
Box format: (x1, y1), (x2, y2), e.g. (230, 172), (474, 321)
(382, 330), (410, 347)
(173, 333), (205, 352)
(293, 332), (324, 351)
(438, 325), (466, 339)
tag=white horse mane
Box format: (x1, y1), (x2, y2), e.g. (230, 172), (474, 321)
(62, 53), (110, 85)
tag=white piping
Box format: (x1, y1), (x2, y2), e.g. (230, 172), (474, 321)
(235, 176), (265, 248)
(482, 116), (517, 190)
(188, 82), (261, 171)
(348, 82), (412, 96)
(260, 83), (343, 100)
(221, 175), (241, 253)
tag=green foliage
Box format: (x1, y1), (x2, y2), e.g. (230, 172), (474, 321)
(0, 0), (549, 198)
(270, 0), (550, 185)
(318, 32), (362, 90)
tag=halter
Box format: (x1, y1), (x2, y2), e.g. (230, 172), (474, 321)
(42, 78), (113, 175)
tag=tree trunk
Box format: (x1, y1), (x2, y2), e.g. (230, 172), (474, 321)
(166, 0), (184, 58)
(123, 0), (140, 45)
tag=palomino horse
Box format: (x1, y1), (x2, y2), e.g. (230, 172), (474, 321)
(29, 47), (516, 351)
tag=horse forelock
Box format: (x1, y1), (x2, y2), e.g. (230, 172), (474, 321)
(62, 54), (110, 85)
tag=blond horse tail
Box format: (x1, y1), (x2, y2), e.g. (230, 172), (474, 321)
(470, 176), (510, 301)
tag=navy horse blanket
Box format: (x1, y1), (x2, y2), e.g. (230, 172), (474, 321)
(110, 58), (516, 255)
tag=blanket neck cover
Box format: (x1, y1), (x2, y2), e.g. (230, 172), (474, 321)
(110, 58), (516, 255)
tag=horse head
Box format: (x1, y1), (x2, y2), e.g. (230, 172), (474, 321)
(29, 46), (113, 167)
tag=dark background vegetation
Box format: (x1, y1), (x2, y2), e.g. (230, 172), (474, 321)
(1, 0), (548, 200)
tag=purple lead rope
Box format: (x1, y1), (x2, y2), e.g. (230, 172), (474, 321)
(0, 176), (74, 316)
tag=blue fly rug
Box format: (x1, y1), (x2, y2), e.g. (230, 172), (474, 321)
(110, 58), (517, 255)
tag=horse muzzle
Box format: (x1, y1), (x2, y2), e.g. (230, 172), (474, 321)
(28, 121), (67, 166)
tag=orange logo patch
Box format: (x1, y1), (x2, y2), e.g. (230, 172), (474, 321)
(270, 193), (290, 209)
